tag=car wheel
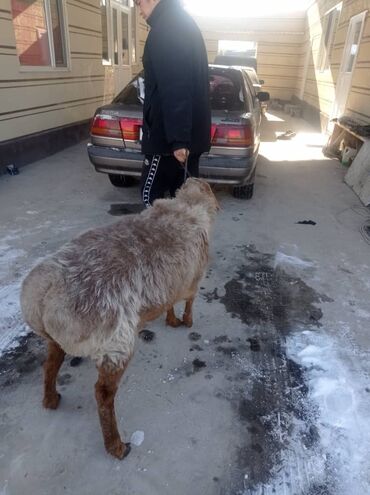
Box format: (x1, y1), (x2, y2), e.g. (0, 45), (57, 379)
(232, 183), (254, 200)
(108, 174), (136, 188)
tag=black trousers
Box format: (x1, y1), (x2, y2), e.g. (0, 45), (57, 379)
(140, 153), (200, 207)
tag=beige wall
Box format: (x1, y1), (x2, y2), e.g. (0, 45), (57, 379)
(194, 14), (306, 101)
(296, 0), (370, 127)
(0, 0), (146, 143)
(1, 1), (369, 143)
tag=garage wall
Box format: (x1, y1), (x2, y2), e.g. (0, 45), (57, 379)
(295, 0), (370, 128)
(194, 14), (306, 101)
(0, 0), (146, 143)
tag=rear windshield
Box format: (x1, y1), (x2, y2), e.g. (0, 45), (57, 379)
(113, 74), (144, 106)
(113, 70), (246, 112)
(209, 70), (245, 111)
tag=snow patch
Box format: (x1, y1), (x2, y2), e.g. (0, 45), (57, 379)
(130, 431), (145, 446)
(242, 330), (370, 494)
(0, 241), (29, 356)
(274, 251), (314, 269)
(285, 330), (370, 494)
(0, 282), (29, 357)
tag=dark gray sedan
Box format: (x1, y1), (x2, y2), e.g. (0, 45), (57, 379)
(87, 65), (269, 199)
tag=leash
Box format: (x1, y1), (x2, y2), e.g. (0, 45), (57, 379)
(183, 153), (190, 181)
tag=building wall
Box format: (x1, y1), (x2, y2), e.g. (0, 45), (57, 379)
(0, 0), (146, 143)
(135, 15), (148, 76)
(295, 0), (370, 128)
(194, 14), (306, 101)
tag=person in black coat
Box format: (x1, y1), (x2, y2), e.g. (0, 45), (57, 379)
(135, 0), (211, 207)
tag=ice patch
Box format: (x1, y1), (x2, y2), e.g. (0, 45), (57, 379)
(130, 430), (145, 446)
(274, 251), (314, 269)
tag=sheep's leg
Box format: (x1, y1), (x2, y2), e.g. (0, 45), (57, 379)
(43, 340), (66, 409)
(165, 307), (182, 328)
(182, 297), (195, 328)
(95, 364), (131, 460)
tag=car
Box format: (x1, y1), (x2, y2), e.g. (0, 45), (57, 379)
(87, 65), (269, 199)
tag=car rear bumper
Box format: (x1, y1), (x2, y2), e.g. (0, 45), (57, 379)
(87, 143), (257, 185)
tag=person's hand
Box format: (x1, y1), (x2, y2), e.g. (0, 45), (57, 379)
(174, 148), (189, 164)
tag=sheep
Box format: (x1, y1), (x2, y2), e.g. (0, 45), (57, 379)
(20, 178), (219, 459)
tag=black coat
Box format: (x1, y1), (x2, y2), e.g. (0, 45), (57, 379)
(141, 0), (211, 155)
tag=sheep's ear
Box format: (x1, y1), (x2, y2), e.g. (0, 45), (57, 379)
(198, 180), (213, 195)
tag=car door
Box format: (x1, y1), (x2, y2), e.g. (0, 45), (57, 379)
(242, 72), (262, 151)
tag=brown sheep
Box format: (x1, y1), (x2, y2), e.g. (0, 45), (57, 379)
(20, 178), (219, 459)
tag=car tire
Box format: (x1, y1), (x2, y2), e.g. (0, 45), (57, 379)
(108, 174), (136, 188)
(232, 183), (254, 200)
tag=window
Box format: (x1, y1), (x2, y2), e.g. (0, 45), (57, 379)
(113, 8), (118, 65)
(101, 0), (110, 64)
(318, 4), (342, 72)
(11, 0), (68, 68)
(114, 72), (144, 105)
(131, 3), (137, 64)
(218, 40), (257, 58)
(121, 11), (129, 65)
(345, 19), (362, 73)
(209, 70), (246, 111)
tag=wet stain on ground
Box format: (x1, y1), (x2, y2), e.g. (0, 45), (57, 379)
(108, 203), (145, 216)
(203, 245), (336, 495)
(213, 335), (232, 344)
(188, 332), (202, 341)
(189, 344), (203, 352)
(138, 330), (155, 342)
(216, 346), (238, 357)
(192, 358), (207, 371)
(214, 245), (329, 335)
(247, 337), (261, 352)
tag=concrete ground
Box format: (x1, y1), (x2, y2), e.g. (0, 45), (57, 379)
(1, 112), (370, 495)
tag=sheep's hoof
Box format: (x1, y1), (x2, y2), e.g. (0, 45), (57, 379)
(166, 316), (182, 328)
(182, 315), (193, 328)
(43, 393), (61, 410)
(107, 441), (131, 460)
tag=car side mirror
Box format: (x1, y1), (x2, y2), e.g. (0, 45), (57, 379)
(259, 79), (265, 85)
(257, 91), (270, 102)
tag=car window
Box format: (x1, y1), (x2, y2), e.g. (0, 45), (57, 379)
(243, 73), (259, 109)
(209, 71), (246, 111)
(113, 70), (247, 112)
(113, 75), (144, 106)
(245, 69), (259, 87)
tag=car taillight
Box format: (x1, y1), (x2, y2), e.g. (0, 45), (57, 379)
(119, 118), (142, 141)
(90, 115), (122, 138)
(211, 124), (253, 147)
